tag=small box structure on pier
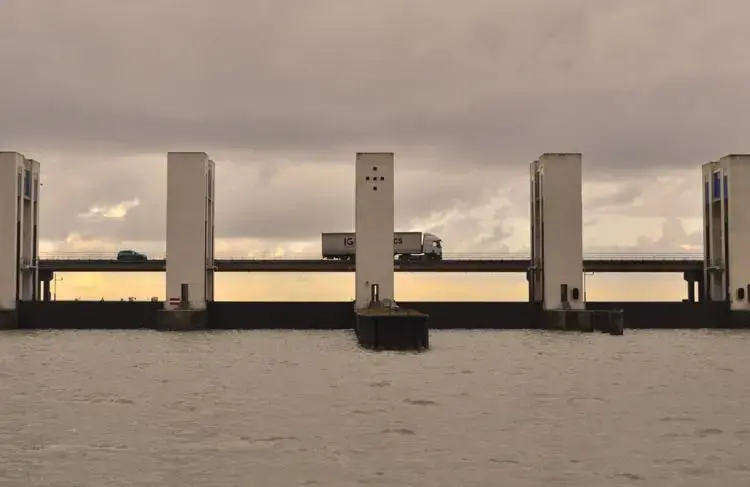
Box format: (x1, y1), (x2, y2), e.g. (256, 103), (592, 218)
(703, 155), (750, 325)
(529, 153), (622, 334)
(0, 152), (40, 329)
(353, 152), (429, 349)
(157, 152), (215, 331)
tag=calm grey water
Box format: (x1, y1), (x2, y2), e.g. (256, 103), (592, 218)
(1, 330), (749, 486)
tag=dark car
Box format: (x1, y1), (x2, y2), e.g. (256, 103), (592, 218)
(116, 249), (148, 262)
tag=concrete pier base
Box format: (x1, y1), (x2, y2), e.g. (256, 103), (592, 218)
(545, 310), (593, 332)
(155, 309), (208, 331)
(728, 311), (750, 328)
(355, 306), (429, 351)
(591, 309), (624, 335)
(544, 309), (624, 335)
(0, 309), (18, 330)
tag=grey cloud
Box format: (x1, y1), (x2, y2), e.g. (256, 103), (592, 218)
(4, 0), (747, 252)
(428, 219), (515, 255)
(1, 0), (749, 172)
(36, 151), (705, 252)
(37, 155), (166, 240)
(584, 172), (702, 219)
(588, 217), (702, 254)
(38, 155), (507, 242)
(586, 183), (644, 212)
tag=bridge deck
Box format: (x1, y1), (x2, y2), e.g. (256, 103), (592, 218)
(36, 257), (704, 273)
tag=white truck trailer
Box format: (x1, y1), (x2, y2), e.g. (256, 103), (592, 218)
(321, 232), (443, 261)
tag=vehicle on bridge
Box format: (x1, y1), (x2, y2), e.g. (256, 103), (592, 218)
(116, 249), (148, 262)
(321, 231), (443, 261)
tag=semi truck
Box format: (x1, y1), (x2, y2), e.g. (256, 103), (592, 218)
(321, 232), (443, 261)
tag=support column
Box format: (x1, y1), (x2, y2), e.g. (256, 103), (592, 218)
(683, 270), (701, 303)
(702, 154), (750, 326)
(20, 159), (40, 301)
(39, 270), (53, 302)
(156, 152), (215, 331)
(354, 152), (428, 350)
(529, 153), (621, 334)
(0, 152), (41, 329)
(529, 153), (585, 310)
(355, 153), (395, 309)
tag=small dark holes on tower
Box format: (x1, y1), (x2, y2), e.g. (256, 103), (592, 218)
(366, 176), (370, 180)
(373, 166), (378, 171)
(380, 176), (384, 181)
(373, 186), (378, 191)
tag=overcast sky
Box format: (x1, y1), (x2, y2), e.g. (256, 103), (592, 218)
(2, 0), (748, 263)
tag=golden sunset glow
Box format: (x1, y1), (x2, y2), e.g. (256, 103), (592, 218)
(52, 272), (688, 302)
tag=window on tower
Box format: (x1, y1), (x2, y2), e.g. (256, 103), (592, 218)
(712, 171), (721, 200)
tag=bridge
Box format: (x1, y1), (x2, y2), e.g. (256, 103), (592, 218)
(37, 252), (705, 273)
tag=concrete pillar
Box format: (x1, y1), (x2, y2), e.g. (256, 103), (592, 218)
(0, 152), (40, 312)
(525, 269), (534, 303)
(164, 152), (215, 311)
(529, 153), (584, 311)
(683, 270), (701, 303)
(702, 155), (750, 311)
(39, 270), (53, 302)
(353, 152), (429, 349)
(355, 153), (395, 309)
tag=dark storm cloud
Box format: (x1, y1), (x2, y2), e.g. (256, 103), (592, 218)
(2, 0), (749, 170)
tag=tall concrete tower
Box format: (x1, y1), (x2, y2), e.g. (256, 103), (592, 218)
(0, 152), (41, 328)
(529, 153), (584, 311)
(702, 155), (750, 311)
(164, 152), (215, 311)
(354, 152), (395, 309)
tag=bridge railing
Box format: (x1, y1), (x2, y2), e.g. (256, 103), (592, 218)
(38, 252), (705, 261)
(580, 253), (704, 261)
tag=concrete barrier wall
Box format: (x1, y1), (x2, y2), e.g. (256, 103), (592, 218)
(15, 300), (732, 330)
(400, 302), (538, 329)
(207, 301), (355, 329)
(18, 301), (161, 329)
(588, 301), (730, 329)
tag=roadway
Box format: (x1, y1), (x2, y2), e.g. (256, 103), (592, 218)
(37, 253), (704, 273)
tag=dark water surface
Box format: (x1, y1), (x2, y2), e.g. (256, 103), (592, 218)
(1, 330), (749, 486)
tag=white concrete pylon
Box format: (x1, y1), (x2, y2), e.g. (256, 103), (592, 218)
(0, 152), (40, 310)
(529, 153), (585, 311)
(165, 152), (215, 310)
(702, 154), (750, 310)
(355, 152), (395, 309)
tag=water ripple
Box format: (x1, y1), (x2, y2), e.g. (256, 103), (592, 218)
(0, 329), (749, 486)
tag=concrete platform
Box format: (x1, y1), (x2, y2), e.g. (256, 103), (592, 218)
(6, 300), (739, 331)
(728, 311), (750, 328)
(155, 309), (208, 331)
(0, 309), (18, 330)
(591, 309), (624, 335)
(355, 306), (429, 351)
(544, 309), (624, 335)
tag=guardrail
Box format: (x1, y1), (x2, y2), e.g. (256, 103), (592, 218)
(38, 252), (705, 261)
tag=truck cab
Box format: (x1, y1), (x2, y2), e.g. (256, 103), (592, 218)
(422, 233), (443, 260)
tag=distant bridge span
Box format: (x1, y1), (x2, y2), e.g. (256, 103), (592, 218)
(37, 252), (705, 273)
